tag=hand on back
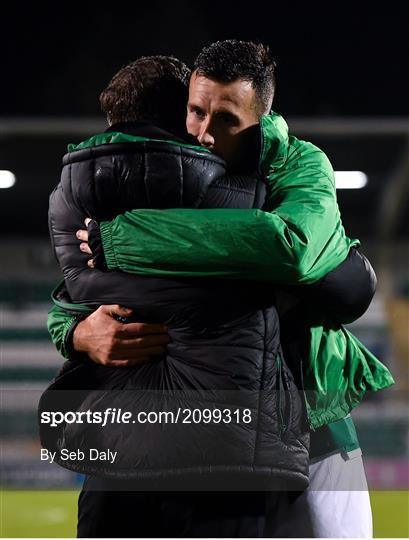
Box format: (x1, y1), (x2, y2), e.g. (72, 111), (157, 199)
(73, 305), (170, 367)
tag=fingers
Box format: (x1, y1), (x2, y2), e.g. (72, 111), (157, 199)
(100, 305), (134, 318)
(80, 242), (92, 255)
(116, 335), (170, 349)
(107, 356), (152, 367)
(78, 220), (93, 263)
(76, 229), (88, 242)
(118, 322), (169, 336)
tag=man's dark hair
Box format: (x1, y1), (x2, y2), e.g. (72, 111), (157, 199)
(194, 40), (276, 116)
(100, 56), (191, 136)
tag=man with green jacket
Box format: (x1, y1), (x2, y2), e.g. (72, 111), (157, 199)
(49, 41), (394, 537)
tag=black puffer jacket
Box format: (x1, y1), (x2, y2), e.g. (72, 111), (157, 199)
(41, 123), (309, 490)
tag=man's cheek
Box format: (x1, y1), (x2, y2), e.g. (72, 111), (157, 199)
(186, 117), (199, 137)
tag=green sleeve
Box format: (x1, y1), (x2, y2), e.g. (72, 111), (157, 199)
(47, 303), (78, 359)
(100, 146), (359, 285)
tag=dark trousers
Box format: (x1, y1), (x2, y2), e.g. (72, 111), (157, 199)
(77, 476), (305, 538)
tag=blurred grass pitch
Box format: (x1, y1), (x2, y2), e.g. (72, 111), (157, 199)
(1, 490), (408, 537)
(0, 491), (78, 538)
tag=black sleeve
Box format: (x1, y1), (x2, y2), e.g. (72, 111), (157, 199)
(48, 170), (146, 306)
(301, 248), (377, 324)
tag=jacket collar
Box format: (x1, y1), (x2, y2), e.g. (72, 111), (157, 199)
(67, 122), (205, 154)
(259, 112), (289, 174)
(106, 121), (188, 144)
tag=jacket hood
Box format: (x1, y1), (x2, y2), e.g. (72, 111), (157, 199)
(259, 112), (289, 174)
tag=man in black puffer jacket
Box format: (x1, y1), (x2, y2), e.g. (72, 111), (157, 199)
(42, 56), (309, 537)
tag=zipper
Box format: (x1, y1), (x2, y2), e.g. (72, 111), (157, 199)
(276, 352), (287, 437)
(298, 353), (315, 431)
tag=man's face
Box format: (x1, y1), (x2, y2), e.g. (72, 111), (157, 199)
(186, 71), (260, 168)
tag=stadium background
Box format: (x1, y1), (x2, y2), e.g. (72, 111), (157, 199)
(1, 2), (408, 537)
